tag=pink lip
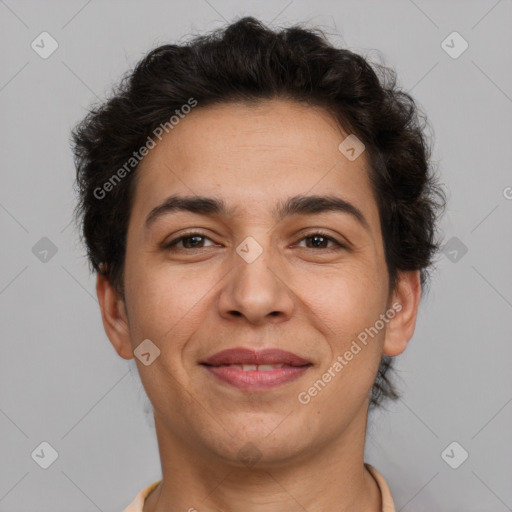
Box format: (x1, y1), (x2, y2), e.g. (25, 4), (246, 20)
(203, 365), (310, 390)
(200, 348), (312, 391)
(201, 348), (311, 366)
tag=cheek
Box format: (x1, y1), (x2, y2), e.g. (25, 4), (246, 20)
(124, 258), (217, 344)
(298, 259), (387, 339)
(300, 268), (388, 404)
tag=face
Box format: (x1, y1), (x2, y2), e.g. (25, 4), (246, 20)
(98, 99), (420, 467)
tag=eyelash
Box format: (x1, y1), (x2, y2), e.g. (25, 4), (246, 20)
(163, 230), (347, 252)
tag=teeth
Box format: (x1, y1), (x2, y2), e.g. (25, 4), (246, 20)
(228, 364), (284, 371)
(257, 364), (282, 371)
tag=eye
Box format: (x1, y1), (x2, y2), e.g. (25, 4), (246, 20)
(162, 231), (347, 252)
(163, 232), (217, 250)
(295, 232), (346, 250)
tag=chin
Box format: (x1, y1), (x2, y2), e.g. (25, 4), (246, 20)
(201, 421), (311, 468)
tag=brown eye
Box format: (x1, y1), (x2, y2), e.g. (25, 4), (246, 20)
(180, 235), (206, 248)
(297, 232), (346, 250)
(305, 235), (330, 248)
(163, 233), (216, 250)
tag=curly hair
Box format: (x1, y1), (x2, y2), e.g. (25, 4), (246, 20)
(71, 16), (446, 408)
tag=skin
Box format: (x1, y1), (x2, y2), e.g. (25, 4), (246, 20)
(97, 99), (421, 511)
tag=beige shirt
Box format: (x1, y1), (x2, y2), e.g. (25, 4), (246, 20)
(123, 463), (395, 511)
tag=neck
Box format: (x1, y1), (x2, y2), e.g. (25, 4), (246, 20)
(143, 406), (381, 512)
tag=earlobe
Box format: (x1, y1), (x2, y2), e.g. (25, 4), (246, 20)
(382, 270), (422, 357)
(96, 273), (133, 360)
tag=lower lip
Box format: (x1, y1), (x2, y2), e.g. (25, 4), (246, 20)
(202, 365), (311, 390)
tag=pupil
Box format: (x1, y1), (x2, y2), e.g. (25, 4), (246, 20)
(186, 236), (202, 247)
(310, 236), (325, 248)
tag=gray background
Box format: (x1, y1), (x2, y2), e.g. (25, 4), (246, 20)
(1, 0), (511, 510)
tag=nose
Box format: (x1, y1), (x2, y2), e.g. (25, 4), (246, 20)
(217, 239), (295, 326)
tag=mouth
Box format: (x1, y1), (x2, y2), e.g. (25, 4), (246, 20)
(214, 363), (288, 371)
(200, 348), (312, 390)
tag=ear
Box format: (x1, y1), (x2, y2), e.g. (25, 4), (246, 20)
(383, 270), (422, 357)
(96, 273), (133, 360)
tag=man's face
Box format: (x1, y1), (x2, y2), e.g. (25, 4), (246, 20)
(109, 99), (406, 465)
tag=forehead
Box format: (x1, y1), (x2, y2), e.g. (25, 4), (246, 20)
(131, 99), (379, 228)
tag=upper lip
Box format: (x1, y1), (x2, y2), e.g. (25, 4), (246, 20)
(201, 348), (311, 367)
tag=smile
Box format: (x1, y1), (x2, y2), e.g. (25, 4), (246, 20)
(202, 363), (311, 390)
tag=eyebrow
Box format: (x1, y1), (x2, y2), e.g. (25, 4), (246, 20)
(144, 194), (370, 232)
